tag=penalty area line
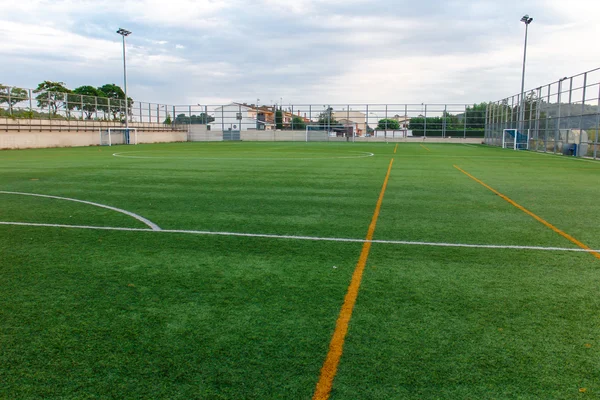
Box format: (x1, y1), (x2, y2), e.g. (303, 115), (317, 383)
(0, 221), (598, 254)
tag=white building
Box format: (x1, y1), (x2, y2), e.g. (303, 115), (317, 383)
(209, 103), (271, 131)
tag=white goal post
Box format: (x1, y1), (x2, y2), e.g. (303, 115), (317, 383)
(99, 128), (138, 146)
(502, 129), (529, 150)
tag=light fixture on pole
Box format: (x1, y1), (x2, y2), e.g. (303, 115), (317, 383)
(117, 28), (132, 137)
(519, 15), (533, 135)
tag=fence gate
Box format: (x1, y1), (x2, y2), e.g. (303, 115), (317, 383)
(223, 127), (241, 141)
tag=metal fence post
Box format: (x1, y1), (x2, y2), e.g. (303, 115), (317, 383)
(385, 105), (388, 136)
(595, 81), (600, 159)
(484, 103), (489, 143)
(544, 84), (550, 153)
(424, 104), (427, 138)
(463, 105), (467, 139)
(404, 104), (408, 138)
(365, 104), (369, 135)
(443, 104), (447, 138)
(578, 73), (587, 156)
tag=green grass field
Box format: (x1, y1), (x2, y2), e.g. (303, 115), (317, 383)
(1, 141), (600, 399)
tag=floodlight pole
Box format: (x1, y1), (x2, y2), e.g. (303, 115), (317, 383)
(117, 28), (132, 132)
(256, 98), (260, 130)
(519, 15), (533, 135)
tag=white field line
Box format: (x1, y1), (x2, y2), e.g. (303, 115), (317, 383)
(112, 151), (375, 160)
(0, 191), (161, 231)
(1, 220), (599, 254)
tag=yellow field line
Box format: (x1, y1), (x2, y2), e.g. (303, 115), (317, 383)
(394, 144), (398, 154)
(420, 144), (431, 152)
(454, 165), (600, 260)
(313, 158), (395, 400)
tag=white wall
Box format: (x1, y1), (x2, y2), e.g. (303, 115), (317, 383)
(0, 130), (187, 149)
(209, 104), (259, 131)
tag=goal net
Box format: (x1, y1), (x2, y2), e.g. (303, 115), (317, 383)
(305, 124), (356, 142)
(502, 129), (529, 150)
(99, 128), (138, 146)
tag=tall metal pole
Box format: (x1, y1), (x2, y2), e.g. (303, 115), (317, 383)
(519, 15), (533, 135)
(117, 28), (132, 134)
(256, 98), (260, 130)
(122, 35), (128, 130)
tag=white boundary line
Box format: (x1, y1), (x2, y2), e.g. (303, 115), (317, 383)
(1, 220), (598, 254)
(112, 151), (375, 161)
(0, 191), (161, 231)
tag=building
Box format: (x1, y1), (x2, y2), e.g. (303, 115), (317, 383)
(209, 103), (274, 131)
(331, 110), (366, 135)
(391, 114), (411, 129)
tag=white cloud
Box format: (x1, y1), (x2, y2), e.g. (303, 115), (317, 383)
(0, 0), (599, 105)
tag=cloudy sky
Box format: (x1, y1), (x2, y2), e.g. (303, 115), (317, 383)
(0, 0), (598, 106)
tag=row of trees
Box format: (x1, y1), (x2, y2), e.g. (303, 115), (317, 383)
(408, 103), (487, 136)
(0, 81), (132, 120)
(174, 113), (215, 124)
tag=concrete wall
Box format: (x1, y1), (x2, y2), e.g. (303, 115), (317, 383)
(353, 137), (483, 143)
(1, 117), (183, 132)
(241, 130), (307, 141)
(188, 125), (223, 141)
(0, 130), (187, 149)
(238, 131), (483, 143)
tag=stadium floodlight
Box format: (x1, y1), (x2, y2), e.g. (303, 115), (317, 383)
(117, 28), (132, 137)
(518, 15), (533, 135)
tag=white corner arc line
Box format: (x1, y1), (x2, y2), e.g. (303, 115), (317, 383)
(1, 221), (599, 254)
(0, 191), (161, 231)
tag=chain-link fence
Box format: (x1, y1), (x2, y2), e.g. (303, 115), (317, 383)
(173, 103), (486, 140)
(485, 67), (600, 159)
(0, 85), (486, 139)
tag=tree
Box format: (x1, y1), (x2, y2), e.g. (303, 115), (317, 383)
(377, 118), (400, 130)
(175, 113), (214, 124)
(73, 86), (103, 119)
(98, 84), (133, 120)
(164, 113), (172, 124)
(34, 81), (71, 116)
(317, 107), (338, 128)
(0, 85), (28, 114)
(291, 116), (306, 130)
(275, 108), (283, 130)
(464, 102), (487, 129)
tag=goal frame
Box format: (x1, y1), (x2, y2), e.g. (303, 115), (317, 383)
(99, 128), (138, 146)
(502, 129), (529, 150)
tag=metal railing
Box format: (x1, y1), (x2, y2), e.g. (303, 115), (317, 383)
(0, 86), (486, 137)
(172, 103), (486, 139)
(485, 66), (600, 159)
(0, 86), (185, 132)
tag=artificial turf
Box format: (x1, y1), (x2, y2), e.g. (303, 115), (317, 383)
(1, 141), (599, 399)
